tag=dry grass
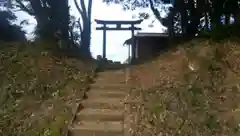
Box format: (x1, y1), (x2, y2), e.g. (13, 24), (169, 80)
(128, 39), (240, 136)
(0, 42), (96, 136)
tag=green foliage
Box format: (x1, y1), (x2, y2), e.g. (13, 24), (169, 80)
(0, 11), (26, 41)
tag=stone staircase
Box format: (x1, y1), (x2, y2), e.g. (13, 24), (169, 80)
(69, 69), (129, 136)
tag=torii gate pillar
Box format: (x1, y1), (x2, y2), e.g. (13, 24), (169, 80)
(95, 19), (143, 60)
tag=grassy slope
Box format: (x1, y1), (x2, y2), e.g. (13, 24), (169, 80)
(0, 42), (96, 136)
(129, 39), (240, 136)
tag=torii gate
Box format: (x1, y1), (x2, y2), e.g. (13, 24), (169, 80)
(95, 19), (143, 61)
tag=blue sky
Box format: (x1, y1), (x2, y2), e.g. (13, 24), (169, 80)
(12, 0), (166, 62)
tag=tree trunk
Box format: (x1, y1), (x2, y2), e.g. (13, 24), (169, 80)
(75, 0), (92, 58)
(177, 0), (188, 35)
(29, 0), (54, 40)
(185, 0), (200, 37)
(80, 24), (91, 57)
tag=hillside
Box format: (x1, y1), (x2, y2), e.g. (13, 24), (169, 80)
(0, 41), (96, 136)
(128, 39), (240, 136)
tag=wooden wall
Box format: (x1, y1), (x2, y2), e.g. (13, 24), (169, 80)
(135, 36), (169, 61)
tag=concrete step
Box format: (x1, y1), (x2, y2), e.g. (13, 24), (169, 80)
(104, 64), (128, 70)
(76, 108), (124, 121)
(94, 77), (127, 83)
(81, 98), (125, 109)
(96, 74), (126, 79)
(94, 77), (127, 84)
(70, 121), (123, 136)
(90, 83), (130, 90)
(97, 72), (126, 76)
(98, 70), (126, 75)
(87, 90), (127, 99)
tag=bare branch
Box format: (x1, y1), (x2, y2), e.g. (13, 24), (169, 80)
(73, 0), (82, 13)
(15, 0), (34, 15)
(149, 0), (162, 23)
(79, 0), (88, 20)
(87, 0), (92, 20)
(78, 18), (83, 33)
(74, 0), (86, 23)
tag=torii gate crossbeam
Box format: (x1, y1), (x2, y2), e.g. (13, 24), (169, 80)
(95, 19), (143, 61)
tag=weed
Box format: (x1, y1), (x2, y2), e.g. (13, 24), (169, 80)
(0, 42), (95, 136)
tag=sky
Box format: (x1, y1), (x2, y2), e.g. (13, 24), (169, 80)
(11, 0), (166, 62)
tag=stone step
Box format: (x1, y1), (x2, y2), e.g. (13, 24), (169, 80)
(97, 72), (126, 76)
(96, 73), (126, 79)
(98, 70), (126, 75)
(94, 77), (127, 83)
(81, 98), (125, 109)
(76, 108), (124, 121)
(90, 83), (130, 90)
(104, 64), (128, 70)
(70, 121), (123, 136)
(94, 77), (127, 84)
(87, 90), (127, 98)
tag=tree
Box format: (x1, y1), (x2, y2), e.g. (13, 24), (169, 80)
(0, 10), (26, 41)
(15, 0), (70, 44)
(104, 0), (240, 40)
(73, 0), (93, 57)
(104, 0), (175, 36)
